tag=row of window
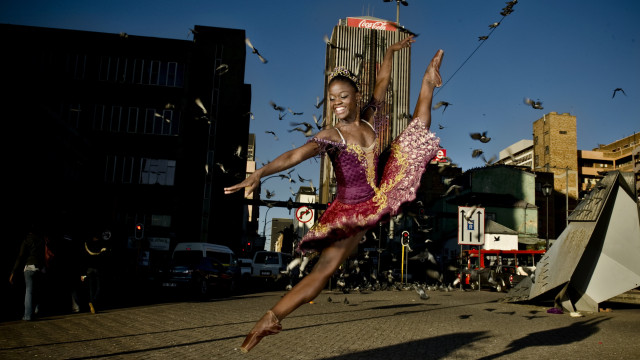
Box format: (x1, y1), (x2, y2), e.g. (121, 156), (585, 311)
(66, 53), (186, 87)
(105, 156), (176, 186)
(66, 104), (180, 136)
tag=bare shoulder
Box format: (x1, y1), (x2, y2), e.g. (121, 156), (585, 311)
(313, 127), (341, 143)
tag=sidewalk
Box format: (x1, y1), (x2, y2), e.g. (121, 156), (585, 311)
(1, 288), (639, 359)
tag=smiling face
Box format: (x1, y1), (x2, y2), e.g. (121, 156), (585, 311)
(328, 78), (359, 121)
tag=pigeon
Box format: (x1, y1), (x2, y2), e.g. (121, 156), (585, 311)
(481, 154), (497, 165)
(289, 122), (314, 137)
(327, 296), (332, 302)
(215, 64), (228, 75)
(343, 297), (349, 305)
(298, 174), (310, 183)
(472, 149), (484, 158)
(524, 97), (543, 109)
(195, 98), (207, 114)
(215, 162), (228, 173)
(416, 286), (429, 300)
(323, 34), (344, 50)
(410, 250), (437, 264)
(392, 24), (419, 37)
(288, 108), (303, 116)
(443, 184), (462, 197)
(265, 189), (275, 199)
(154, 112), (171, 123)
(432, 101), (452, 113)
(479, 35), (489, 41)
(489, 22), (500, 28)
(312, 114), (325, 130)
(269, 100), (285, 112)
(438, 123), (445, 130)
(245, 38), (268, 63)
(315, 97), (324, 109)
(278, 112), (287, 121)
(245, 111), (254, 120)
(234, 145), (243, 158)
(265, 130), (278, 140)
(470, 131), (491, 143)
(612, 88), (626, 98)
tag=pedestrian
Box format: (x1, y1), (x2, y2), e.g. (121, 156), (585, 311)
(83, 233), (110, 314)
(9, 223), (46, 321)
(224, 36), (444, 353)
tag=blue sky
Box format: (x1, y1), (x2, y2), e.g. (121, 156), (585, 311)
(3, 0), (638, 245)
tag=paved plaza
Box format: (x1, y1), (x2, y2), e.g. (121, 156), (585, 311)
(1, 287), (639, 359)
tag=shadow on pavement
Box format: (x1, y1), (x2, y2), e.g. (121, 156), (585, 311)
(319, 331), (490, 360)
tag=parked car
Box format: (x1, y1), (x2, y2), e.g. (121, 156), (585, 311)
(162, 242), (240, 297)
(251, 251), (293, 282)
(238, 258), (253, 282)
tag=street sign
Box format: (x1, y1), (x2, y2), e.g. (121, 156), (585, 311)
(458, 206), (485, 245)
(295, 206), (314, 223)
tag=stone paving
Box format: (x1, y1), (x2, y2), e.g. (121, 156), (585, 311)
(1, 287), (639, 359)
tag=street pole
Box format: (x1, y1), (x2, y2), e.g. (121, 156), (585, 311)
(542, 182), (552, 250)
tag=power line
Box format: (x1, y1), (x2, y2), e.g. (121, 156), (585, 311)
(435, 11), (512, 97)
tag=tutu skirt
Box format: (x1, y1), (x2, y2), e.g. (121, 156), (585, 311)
(297, 118), (440, 253)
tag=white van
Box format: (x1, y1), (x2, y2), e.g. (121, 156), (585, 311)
(172, 242), (237, 267)
(251, 251), (294, 280)
(164, 242), (240, 296)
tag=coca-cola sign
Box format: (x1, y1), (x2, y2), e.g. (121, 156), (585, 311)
(347, 17), (397, 32)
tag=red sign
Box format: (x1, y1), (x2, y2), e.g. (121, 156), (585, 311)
(346, 17), (397, 32)
(431, 148), (447, 163)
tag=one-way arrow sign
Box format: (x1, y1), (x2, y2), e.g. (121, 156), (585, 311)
(458, 206), (485, 245)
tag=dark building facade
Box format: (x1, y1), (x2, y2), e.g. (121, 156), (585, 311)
(2, 24), (252, 291)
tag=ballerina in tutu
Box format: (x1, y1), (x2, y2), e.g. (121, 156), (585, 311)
(224, 35), (444, 353)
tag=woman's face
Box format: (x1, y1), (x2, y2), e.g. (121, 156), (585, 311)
(328, 80), (358, 121)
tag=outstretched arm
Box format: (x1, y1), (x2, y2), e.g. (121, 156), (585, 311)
(224, 141), (319, 197)
(412, 49), (444, 130)
(371, 36), (415, 102)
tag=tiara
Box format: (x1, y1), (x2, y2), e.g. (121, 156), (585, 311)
(328, 66), (360, 91)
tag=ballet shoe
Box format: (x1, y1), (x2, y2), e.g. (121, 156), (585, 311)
(240, 310), (282, 353)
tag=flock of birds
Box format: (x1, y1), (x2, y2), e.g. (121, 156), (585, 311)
(198, 0), (629, 206)
(430, 0), (627, 170)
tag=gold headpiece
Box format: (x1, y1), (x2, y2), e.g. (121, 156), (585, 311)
(328, 66), (360, 92)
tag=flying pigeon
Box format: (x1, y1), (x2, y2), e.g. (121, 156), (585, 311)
(612, 88), (626, 98)
(470, 131), (491, 143)
(245, 38), (268, 63)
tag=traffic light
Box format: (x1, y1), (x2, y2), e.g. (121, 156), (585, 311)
(401, 230), (410, 246)
(134, 223), (144, 239)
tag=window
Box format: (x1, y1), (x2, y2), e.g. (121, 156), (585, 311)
(139, 158), (176, 186)
(544, 145), (549, 154)
(559, 130), (567, 134)
(127, 107), (139, 133)
(534, 136), (538, 145)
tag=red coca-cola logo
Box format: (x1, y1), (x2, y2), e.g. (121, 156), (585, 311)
(347, 17), (396, 32)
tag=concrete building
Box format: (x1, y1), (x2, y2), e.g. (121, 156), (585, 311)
(2, 24), (252, 279)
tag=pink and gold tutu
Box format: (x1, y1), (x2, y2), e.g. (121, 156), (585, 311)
(297, 100), (440, 253)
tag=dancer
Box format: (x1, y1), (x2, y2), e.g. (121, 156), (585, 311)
(224, 35), (443, 353)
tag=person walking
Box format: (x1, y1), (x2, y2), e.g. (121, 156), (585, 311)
(83, 234), (110, 314)
(225, 36), (444, 353)
(9, 224), (46, 321)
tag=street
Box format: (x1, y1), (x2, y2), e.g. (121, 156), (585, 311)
(1, 287), (639, 360)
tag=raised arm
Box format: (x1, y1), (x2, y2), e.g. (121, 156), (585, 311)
(371, 36), (415, 102)
(224, 141), (320, 197)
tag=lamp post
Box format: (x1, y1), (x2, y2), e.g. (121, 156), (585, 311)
(541, 182), (553, 250)
(383, 0), (409, 24)
(262, 205), (275, 238)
